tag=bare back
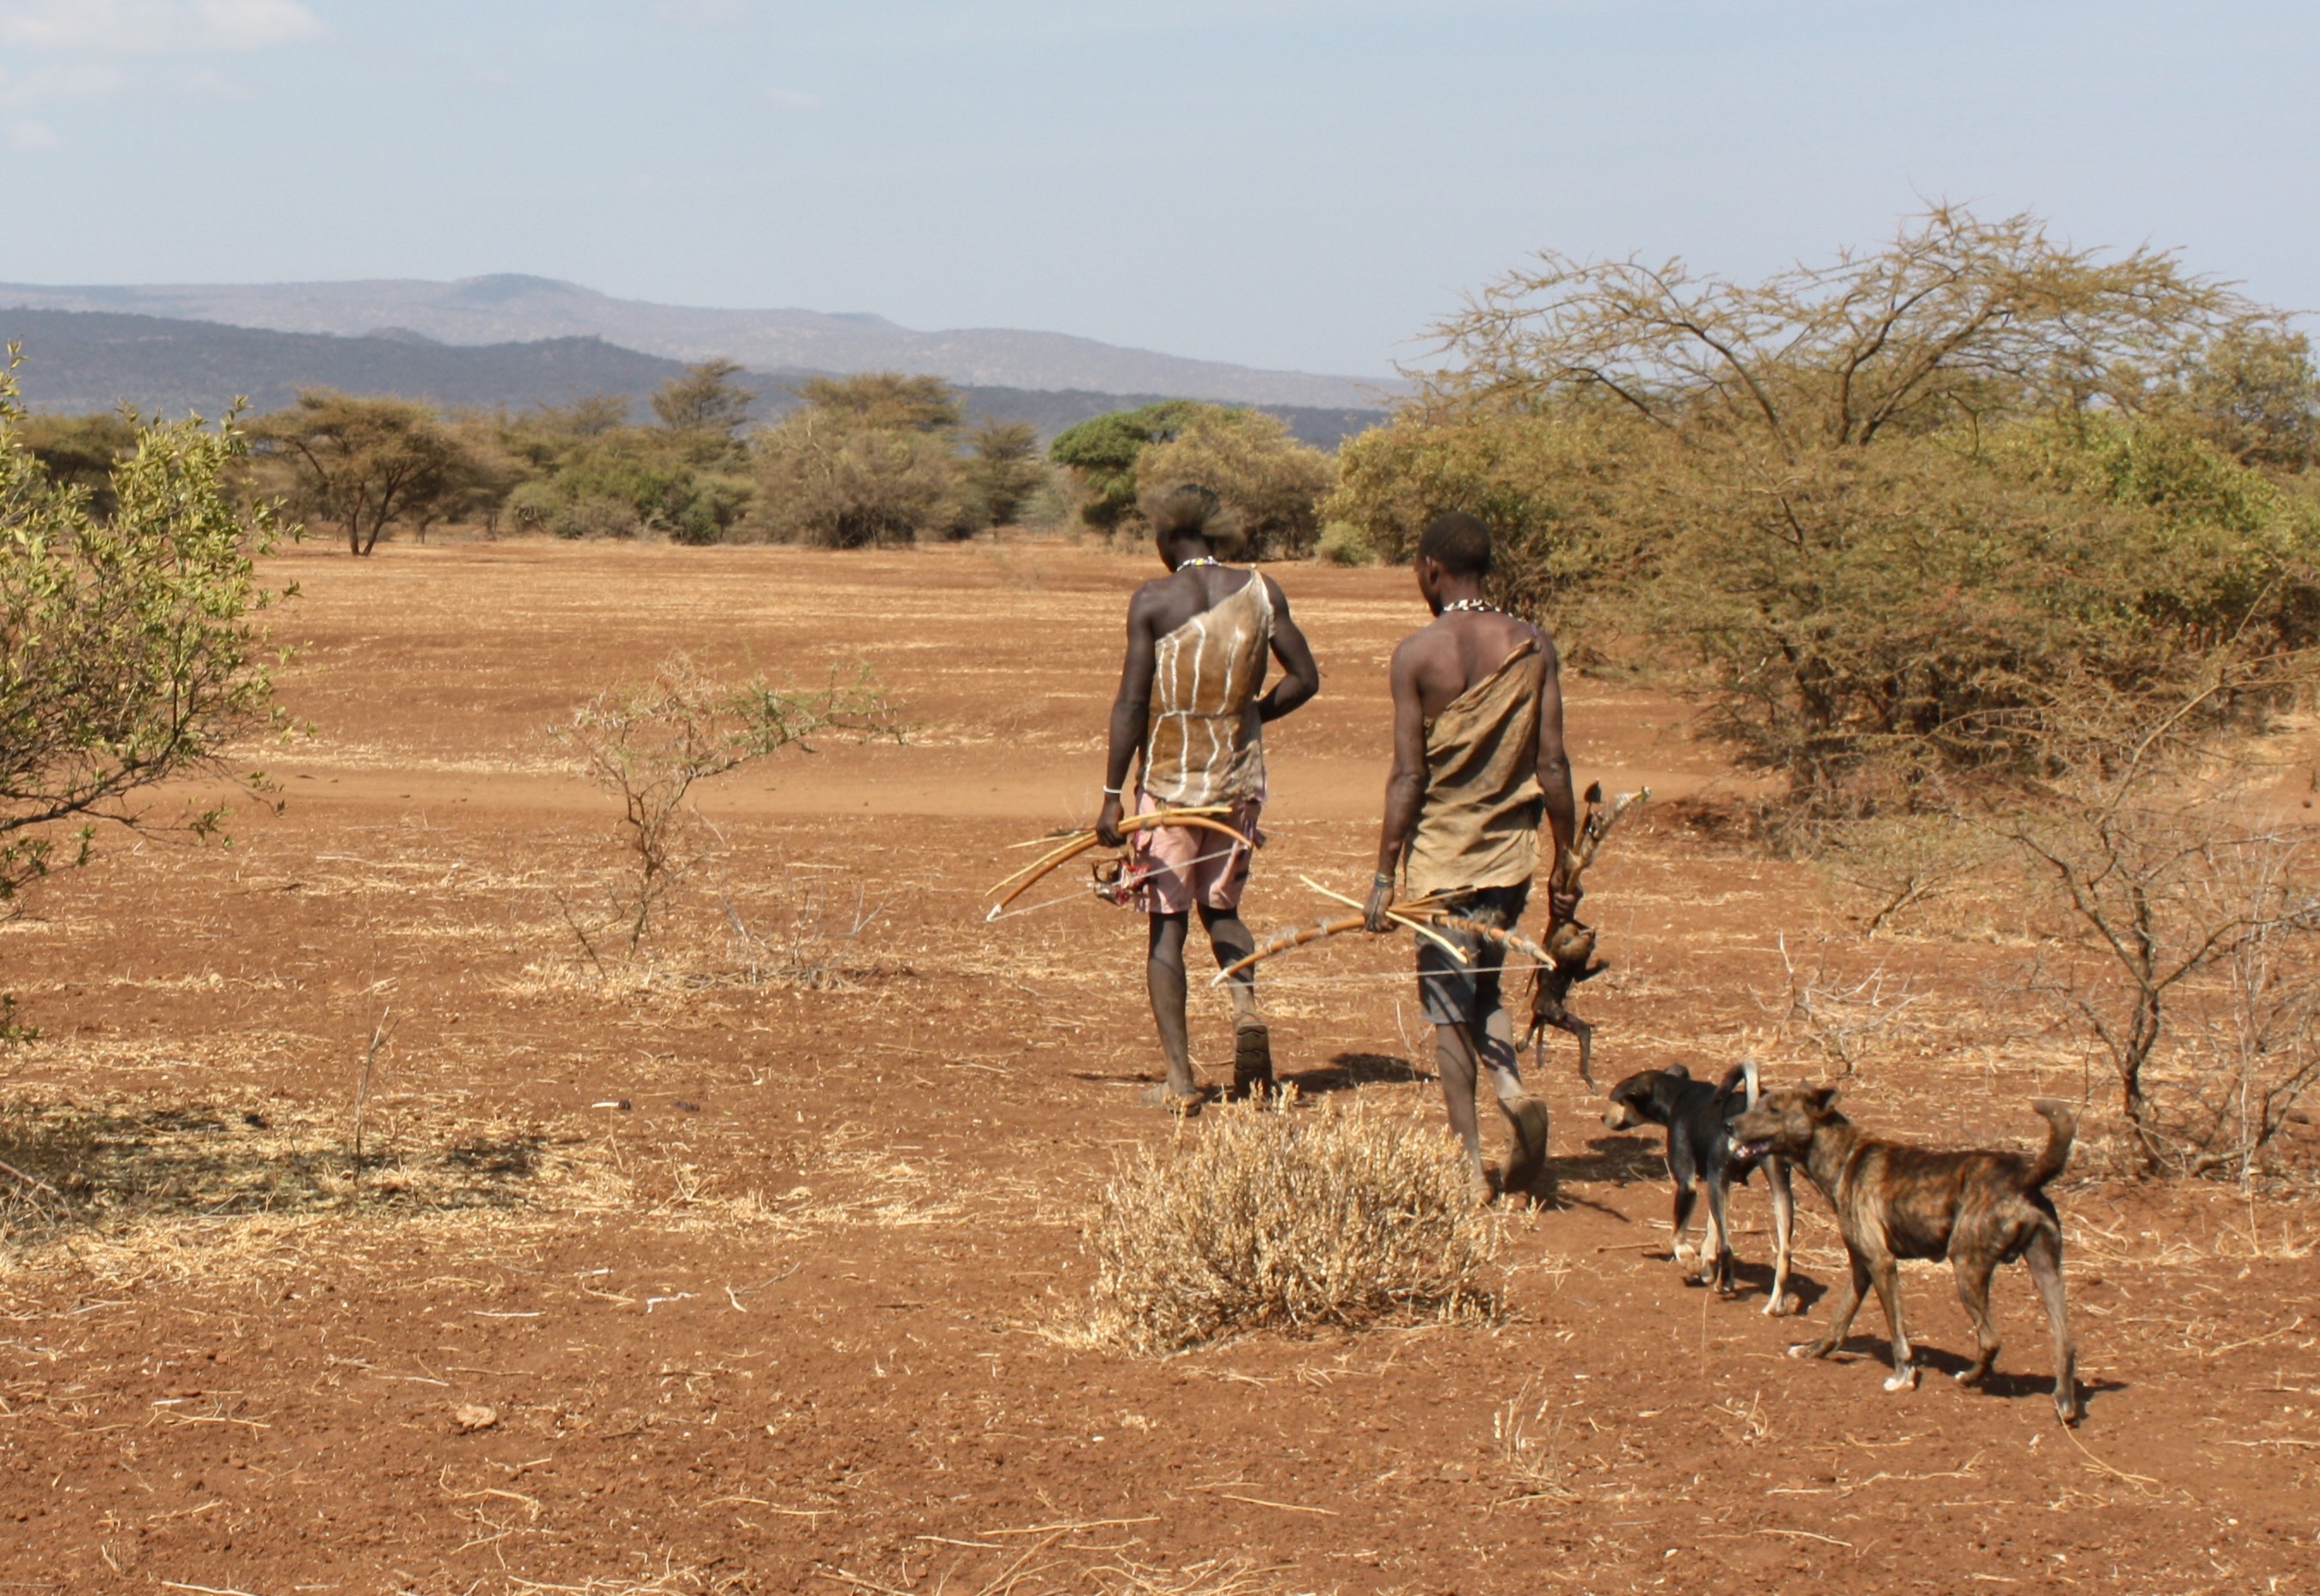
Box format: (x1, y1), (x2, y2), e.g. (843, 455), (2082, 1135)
(1401, 610), (1548, 723)
(1135, 563), (1263, 637)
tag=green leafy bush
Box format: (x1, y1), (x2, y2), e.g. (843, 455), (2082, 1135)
(1048, 401), (1213, 530)
(0, 360), (287, 901)
(1315, 520), (1376, 566)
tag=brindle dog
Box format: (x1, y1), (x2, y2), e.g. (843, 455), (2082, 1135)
(1729, 1086), (2083, 1425)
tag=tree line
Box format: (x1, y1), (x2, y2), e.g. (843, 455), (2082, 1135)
(18, 364), (1345, 559)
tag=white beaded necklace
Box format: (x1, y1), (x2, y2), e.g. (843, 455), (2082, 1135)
(1439, 597), (1501, 616)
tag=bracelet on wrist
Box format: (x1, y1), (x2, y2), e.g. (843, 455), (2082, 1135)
(1102, 786), (1124, 798)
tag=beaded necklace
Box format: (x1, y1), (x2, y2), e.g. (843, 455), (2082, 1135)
(1176, 556), (1224, 570)
(1439, 597), (1502, 617)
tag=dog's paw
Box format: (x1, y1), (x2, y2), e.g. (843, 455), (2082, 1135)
(1761, 1293), (1795, 1317)
(1882, 1366), (1921, 1393)
(1785, 1341), (1820, 1360)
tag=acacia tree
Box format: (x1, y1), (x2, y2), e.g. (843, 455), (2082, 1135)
(790, 373), (961, 433)
(0, 355), (287, 906)
(962, 417), (1044, 529)
(1133, 408), (1336, 558)
(2172, 321), (2319, 473)
(651, 358), (757, 440)
(1385, 206), (2320, 818)
(748, 375), (968, 547)
(252, 390), (461, 555)
(1047, 401), (1211, 529)
(1432, 204), (2239, 448)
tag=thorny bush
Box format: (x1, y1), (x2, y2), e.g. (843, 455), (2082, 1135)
(1084, 1093), (1501, 1354)
(2018, 775), (2320, 1178)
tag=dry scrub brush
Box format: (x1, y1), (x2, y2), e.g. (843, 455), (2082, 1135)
(2018, 779), (2320, 1177)
(550, 653), (897, 954)
(1083, 1093), (1501, 1354)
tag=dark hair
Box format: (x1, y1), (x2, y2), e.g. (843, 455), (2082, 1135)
(1418, 511), (1492, 577)
(1146, 481), (1244, 555)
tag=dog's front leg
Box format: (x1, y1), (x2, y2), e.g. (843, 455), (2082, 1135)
(1791, 1247), (1868, 1360)
(1951, 1255), (2000, 1386)
(1763, 1157), (1796, 1317)
(1868, 1255), (1919, 1393)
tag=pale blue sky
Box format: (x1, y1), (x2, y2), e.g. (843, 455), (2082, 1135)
(2, 0), (2312, 378)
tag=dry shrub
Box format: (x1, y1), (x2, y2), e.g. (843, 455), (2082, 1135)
(2020, 784), (2320, 1176)
(1757, 930), (1924, 1077)
(1084, 1094), (1501, 1354)
(551, 654), (897, 954)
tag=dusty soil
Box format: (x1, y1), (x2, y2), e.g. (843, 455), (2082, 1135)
(0, 538), (2313, 1595)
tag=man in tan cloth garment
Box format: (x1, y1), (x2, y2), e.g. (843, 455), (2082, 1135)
(1366, 512), (1576, 1199)
(1096, 485), (1319, 1108)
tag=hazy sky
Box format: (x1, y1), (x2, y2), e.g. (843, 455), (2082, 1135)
(2, 1), (2313, 378)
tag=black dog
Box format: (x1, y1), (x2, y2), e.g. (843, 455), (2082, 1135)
(1603, 1060), (1795, 1314)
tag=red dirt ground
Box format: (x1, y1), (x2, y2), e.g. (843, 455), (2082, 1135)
(0, 539), (2314, 1595)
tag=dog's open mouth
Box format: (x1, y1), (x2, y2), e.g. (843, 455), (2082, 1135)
(1732, 1138), (1774, 1164)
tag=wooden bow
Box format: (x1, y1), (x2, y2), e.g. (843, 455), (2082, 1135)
(1210, 898), (1553, 985)
(984, 806), (1256, 919)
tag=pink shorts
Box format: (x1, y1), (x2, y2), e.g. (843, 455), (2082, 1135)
(1132, 790), (1263, 914)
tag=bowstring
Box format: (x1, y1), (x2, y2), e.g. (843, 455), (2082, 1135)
(980, 844), (1248, 924)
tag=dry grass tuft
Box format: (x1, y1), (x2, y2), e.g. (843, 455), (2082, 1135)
(1077, 1557), (1302, 1596)
(1081, 1093), (1501, 1354)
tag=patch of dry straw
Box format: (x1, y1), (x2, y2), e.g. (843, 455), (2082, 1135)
(1080, 1092), (1502, 1354)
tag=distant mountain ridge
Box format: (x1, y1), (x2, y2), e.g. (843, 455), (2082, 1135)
(0, 308), (1388, 449)
(0, 274), (1398, 411)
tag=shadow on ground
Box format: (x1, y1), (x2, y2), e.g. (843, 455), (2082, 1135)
(1282, 1051), (1432, 1096)
(0, 1097), (554, 1242)
(1556, 1133), (1665, 1186)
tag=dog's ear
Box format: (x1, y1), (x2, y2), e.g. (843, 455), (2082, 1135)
(1660, 1063), (1691, 1081)
(1803, 1084), (1841, 1117)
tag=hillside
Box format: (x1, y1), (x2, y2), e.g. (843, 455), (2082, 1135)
(0, 308), (1388, 448)
(0, 274), (1396, 410)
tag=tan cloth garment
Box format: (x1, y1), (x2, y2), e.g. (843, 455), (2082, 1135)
(1402, 639), (1546, 896)
(1139, 571), (1274, 807)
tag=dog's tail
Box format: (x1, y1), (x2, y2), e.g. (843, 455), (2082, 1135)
(1714, 1058), (1761, 1108)
(2026, 1099), (2076, 1189)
